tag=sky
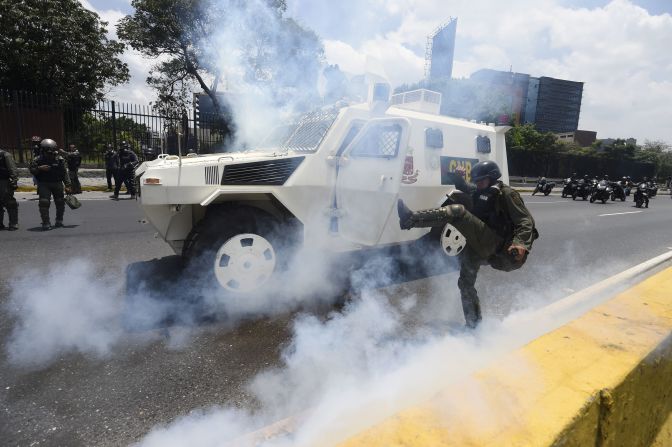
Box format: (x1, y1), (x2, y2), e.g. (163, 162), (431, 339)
(84, 0), (672, 143)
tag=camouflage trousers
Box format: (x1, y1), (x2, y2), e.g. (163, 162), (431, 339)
(69, 169), (81, 194)
(442, 210), (522, 328)
(37, 182), (65, 224)
(0, 179), (18, 226)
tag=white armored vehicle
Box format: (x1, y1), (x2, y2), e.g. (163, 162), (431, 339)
(136, 85), (510, 295)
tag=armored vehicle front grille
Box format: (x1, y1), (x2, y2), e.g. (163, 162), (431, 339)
(204, 165), (220, 184)
(221, 157), (305, 185)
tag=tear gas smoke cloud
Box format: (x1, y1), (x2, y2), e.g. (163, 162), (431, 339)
(5, 259), (125, 367)
(136, 244), (636, 447)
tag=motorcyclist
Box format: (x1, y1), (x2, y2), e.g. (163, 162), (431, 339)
(397, 160), (538, 329)
(634, 180), (650, 208)
(532, 176), (547, 196)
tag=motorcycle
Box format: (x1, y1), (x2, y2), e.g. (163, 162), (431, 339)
(634, 183), (649, 208)
(648, 182), (658, 198)
(561, 178), (576, 198)
(572, 179), (592, 201)
(532, 179), (555, 196)
(590, 180), (612, 204)
(610, 182), (626, 202)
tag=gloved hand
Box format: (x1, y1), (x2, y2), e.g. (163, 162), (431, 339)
(10, 180), (18, 190)
(508, 245), (528, 263)
(65, 186), (72, 194)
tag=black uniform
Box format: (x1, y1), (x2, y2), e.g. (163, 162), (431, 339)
(29, 153), (71, 227)
(112, 148), (138, 198)
(0, 149), (19, 230)
(66, 148), (82, 194)
(104, 147), (118, 190)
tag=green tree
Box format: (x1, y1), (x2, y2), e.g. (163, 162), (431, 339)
(117, 0), (323, 116)
(0, 0), (129, 109)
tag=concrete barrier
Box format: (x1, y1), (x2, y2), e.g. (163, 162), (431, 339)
(338, 267), (672, 447)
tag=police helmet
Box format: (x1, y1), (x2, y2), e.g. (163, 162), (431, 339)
(40, 139), (58, 153)
(471, 160), (502, 182)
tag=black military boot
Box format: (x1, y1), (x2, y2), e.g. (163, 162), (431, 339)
(8, 208), (18, 231)
(397, 199), (465, 230)
(42, 222), (52, 231)
(54, 220), (64, 228)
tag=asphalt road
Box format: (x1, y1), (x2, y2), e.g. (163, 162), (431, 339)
(1, 191), (671, 446)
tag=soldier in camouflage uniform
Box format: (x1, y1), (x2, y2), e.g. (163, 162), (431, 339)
(398, 160), (538, 329)
(0, 148), (19, 230)
(64, 144), (82, 194)
(29, 139), (71, 230)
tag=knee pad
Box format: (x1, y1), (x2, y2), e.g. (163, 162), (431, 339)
(39, 198), (51, 208)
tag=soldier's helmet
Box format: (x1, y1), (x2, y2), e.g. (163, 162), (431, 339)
(471, 160), (502, 182)
(40, 138), (58, 155)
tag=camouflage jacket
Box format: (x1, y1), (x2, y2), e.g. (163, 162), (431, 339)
(29, 155), (71, 187)
(0, 149), (19, 184)
(453, 176), (538, 251)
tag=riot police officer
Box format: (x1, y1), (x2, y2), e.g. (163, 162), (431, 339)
(0, 148), (19, 230)
(110, 141), (138, 200)
(397, 160), (538, 329)
(29, 139), (71, 230)
(65, 143), (82, 194)
(104, 143), (117, 191)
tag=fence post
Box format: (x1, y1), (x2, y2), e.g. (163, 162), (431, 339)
(13, 91), (24, 164)
(192, 106), (198, 154)
(182, 112), (189, 153)
(111, 100), (117, 150)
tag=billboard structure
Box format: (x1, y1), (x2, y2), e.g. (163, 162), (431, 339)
(425, 18), (458, 81)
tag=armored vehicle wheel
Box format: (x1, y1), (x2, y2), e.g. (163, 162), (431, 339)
(184, 205), (297, 295)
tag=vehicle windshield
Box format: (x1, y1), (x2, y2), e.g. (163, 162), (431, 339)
(258, 108), (341, 153)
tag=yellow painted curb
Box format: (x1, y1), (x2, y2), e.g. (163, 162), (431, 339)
(338, 267), (672, 447)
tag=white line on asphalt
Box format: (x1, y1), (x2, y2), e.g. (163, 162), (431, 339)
(526, 201), (569, 204)
(598, 211), (644, 217)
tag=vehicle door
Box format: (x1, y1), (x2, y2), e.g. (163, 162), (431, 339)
(335, 118), (411, 246)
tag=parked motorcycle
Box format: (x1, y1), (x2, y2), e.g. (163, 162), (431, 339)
(634, 183), (649, 208)
(561, 178), (577, 198)
(532, 178), (555, 196)
(590, 180), (612, 204)
(610, 182), (626, 201)
(572, 179), (592, 201)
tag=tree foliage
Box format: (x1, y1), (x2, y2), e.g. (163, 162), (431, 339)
(118, 0), (323, 117)
(0, 0), (129, 109)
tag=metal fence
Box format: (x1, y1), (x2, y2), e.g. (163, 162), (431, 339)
(0, 89), (231, 166)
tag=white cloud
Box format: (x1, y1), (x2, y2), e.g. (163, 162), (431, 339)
(80, 0), (672, 143)
(299, 0), (672, 142)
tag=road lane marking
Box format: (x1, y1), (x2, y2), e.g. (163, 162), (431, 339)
(598, 211), (643, 217)
(526, 201), (570, 204)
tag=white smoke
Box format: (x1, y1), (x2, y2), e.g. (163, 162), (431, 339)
(136, 251), (637, 447)
(5, 259), (126, 367)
